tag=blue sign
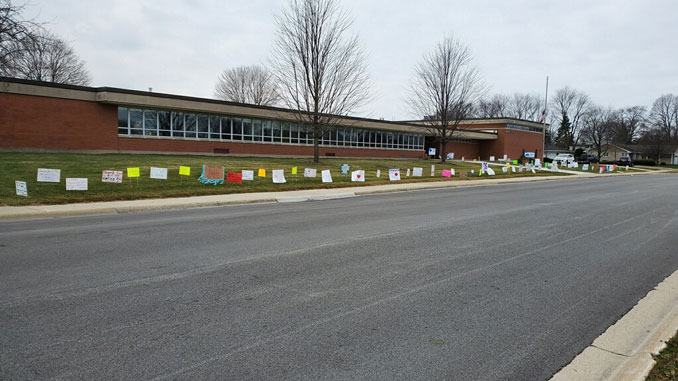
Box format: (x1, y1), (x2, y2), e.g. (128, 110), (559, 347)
(428, 148), (437, 156)
(524, 151), (535, 158)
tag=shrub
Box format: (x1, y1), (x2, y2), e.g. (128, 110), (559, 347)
(634, 159), (656, 166)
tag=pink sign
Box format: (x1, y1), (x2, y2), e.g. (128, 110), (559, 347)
(442, 169), (451, 178)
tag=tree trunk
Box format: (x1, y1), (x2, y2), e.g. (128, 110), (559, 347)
(313, 126), (320, 163)
(439, 139), (447, 164)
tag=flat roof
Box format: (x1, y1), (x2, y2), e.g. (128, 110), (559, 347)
(1, 77), (508, 140)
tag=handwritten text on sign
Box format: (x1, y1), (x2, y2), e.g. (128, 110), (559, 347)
(37, 168), (61, 182)
(15, 181), (28, 196)
(66, 178), (88, 191)
(102, 170), (123, 183)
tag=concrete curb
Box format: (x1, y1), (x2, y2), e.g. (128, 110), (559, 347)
(551, 270), (678, 381)
(0, 170), (673, 221)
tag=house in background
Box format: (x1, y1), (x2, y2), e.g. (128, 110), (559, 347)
(591, 144), (678, 164)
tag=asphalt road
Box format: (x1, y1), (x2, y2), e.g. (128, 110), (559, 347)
(1, 175), (677, 380)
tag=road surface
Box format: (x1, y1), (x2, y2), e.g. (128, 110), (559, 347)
(1, 175), (677, 380)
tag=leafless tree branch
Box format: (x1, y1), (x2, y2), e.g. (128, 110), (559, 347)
(214, 65), (280, 106)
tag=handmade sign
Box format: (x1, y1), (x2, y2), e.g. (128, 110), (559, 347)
(340, 164), (350, 175)
(351, 170), (365, 182)
(37, 168), (60, 183)
(291, 167), (298, 175)
(524, 152), (535, 158)
(502, 167), (508, 173)
(127, 167), (140, 178)
(198, 165), (224, 185)
(226, 172), (242, 184)
(406, 168), (410, 177)
(450, 168), (455, 176)
(258, 169), (266, 177)
(489, 156), (495, 162)
(513, 160), (518, 165)
(511, 166), (516, 173)
(428, 147), (437, 156)
(389, 169), (400, 181)
(321, 169), (333, 183)
(15, 181), (27, 197)
(531, 168), (536, 174)
(447, 153), (454, 160)
(272, 169), (286, 183)
(304, 168), (317, 178)
(430, 165), (435, 176)
(487, 167), (496, 176)
(582, 164), (589, 171)
(102, 170), (123, 183)
(66, 178), (88, 191)
(413, 167), (423, 177)
(242, 170), (254, 181)
(535, 159), (541, 167)
(376, 169), (381, 178)
(150, 167), (168, 179)
(179, 166), (191, 176)
(481, 162), (489, 174)
(600, 167), (604, 174)
(442, 169), (451, 178)
(461, 156), (465, 161)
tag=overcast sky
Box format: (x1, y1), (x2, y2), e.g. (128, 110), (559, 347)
(24, 0), (678, 120)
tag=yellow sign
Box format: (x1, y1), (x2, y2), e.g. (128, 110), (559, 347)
(179, 166), (191, 176)
(258, 169), (266, 177)
(292, 166), (298, 175)
(127, 167), (140, 178)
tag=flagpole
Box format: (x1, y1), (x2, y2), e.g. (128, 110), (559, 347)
(541, 76), (549, 161)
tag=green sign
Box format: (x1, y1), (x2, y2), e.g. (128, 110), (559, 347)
(340, 164), (350, 175)
(512, 160), (518, 165)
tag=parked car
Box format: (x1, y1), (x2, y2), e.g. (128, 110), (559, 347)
(553, 153), (575, 166)
(618, 156), (633, 166)
(578, 154), (599, 164)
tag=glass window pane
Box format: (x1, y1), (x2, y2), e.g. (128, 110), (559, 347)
(243, 119), (252, 141)
(220, 117), (231, 140)
(172, 112), (184, 137)
(185, 114), (196, 138)
(232, 118), (242, 140)
(197, 115), (209, 138)
(263, 121), (272, 142)
(281, 122), (290, 142)
(290, 124), (298, 144)
(336, 128), (344, 146)
(129, 108), (143, 135)
(357, 130), (364, 147)
(158, 111), (170, 136)
(144, 110), (157, 136)
(117, 107), (128, 135)
(299, 126), (307, 144)
(209, 115), (220, 139)
(253, 119), (263, 142)
(272, 121), (281, 142)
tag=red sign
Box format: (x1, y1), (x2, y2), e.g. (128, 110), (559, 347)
(226, 172), (242, 184)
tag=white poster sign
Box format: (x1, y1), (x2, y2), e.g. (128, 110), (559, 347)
(413, 167), (423, 177)
(406, 168), (410, 177)
(304, 168), (317, 178)
(502, 166), (508, 173)
(15, 181), (27, 197)
(487, 167), (496, 176)
(376, 169), (381, 178)
(512, 166), (516, 173)
(531, 168), (536, 174)
(535, 159), (541, 167)
(351, 170), (365, 182)
(446, 153), (454, 160)
(428, 147), (437, 156)
(37, 168), (61, 183)
(150, 167), (168, 179)
(450, 168), (455, 176)
(389, 168), (401, 181)
(321, 169), (333, 183)
(66, 178), (88, 191)
(102, 170), (123, 183)
(430, 165), (435, 176)
(489, 156), (495, 162)
(241, 170), (254, 181)
(582, 164), (589, 171)
(272, 169), (286, 183)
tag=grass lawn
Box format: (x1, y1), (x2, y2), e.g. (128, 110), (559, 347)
(646, 332), (678, 381)
(1, 152), (565, 206)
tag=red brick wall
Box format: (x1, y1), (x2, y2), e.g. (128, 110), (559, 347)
(441, 141), (480, 160)
(0, 93), (118, 150)
(462, 123), (543, 160)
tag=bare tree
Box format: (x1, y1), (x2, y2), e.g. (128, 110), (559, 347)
(550, 86), (592, 149)
(0, 0), (40, 76)
(611, 105), (646, 144)
(509, 93), (542, 121)
(648, 94), (678, 142)
(581, 106), (614, 159)
(408, 35), (483, 163)
(271, 0), (371, 163)
(214, 65), (279, 106)
(11, 30), (91, 85)
(475, 94), (509, 118)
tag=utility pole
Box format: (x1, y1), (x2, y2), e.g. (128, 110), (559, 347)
(541, 76), (549, 161)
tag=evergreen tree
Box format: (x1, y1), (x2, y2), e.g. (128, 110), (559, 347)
(555, 112), (572, 149)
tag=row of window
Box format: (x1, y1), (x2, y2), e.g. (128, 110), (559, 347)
(507, 124), (543, 133)
(117, 107), (426, 150)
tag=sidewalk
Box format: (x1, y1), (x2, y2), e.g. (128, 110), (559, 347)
(0, 169), (669, 221)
